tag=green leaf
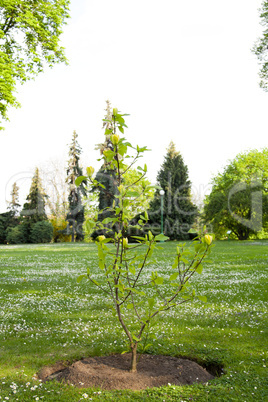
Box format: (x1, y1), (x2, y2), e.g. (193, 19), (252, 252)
(142, 343), (153, 352)
(198, 295), (207, 303)
(103, 149), (115, 162)
(75, 176), (87, 186)
(77, 274), (86, 283)
(148, 297), (155, 309)
(129, 266), (136, 275)
(129, 288), (146, 296)
(195, 264), (203, 274)
(99, 260), (105, 270)
(182, 295), (192, 300)
(155, 233), (169, 242)
(102, 217), (118, 224)
(194, 243), (203, 253)
(172, 257), (179, 269)
(85, 220), (95, 232)
(170, 272), (179, 281)
(131, 235), (146, 241)
(154, 277), (164, 285)
(127, 303), (134, 310)
(126, 191), (140, 197)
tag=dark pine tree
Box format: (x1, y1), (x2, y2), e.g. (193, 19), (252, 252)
(66, 131), (86, 242)
(148, 142), (197, 240)
(20, 168), (48, 241)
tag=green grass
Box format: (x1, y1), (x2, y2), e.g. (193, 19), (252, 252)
(0, 240), (267, 401)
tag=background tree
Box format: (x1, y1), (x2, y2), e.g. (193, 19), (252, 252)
(30, 221), (53, 244)
(148, 142), (197, 240)
(203, 149), (268, 240)
(0, 0), (70, 129)
(7, 182), (20, 217)
(0, 211), (13, 243)
(40, 159), (69, 219)
(20, 167), (48, 241)
(66, 131), (86, 242)
(40, 159), (70, 242)
(252, 1), (268, 90)
(0, 182), (21, 243)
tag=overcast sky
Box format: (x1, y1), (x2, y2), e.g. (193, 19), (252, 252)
(0, 0), (267, 212)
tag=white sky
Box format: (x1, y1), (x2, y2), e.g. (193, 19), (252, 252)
(0, 0), (267, 212)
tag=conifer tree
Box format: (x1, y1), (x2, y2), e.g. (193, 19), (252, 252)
(148, 142), (197, 240)
(20, 168), (48, 241)
(8, 182), (20, 217)
(66, 131), (86, 242)
(21, 168), (48, 223)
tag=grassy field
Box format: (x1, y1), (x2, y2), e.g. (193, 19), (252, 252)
(0, 240), (267, 401)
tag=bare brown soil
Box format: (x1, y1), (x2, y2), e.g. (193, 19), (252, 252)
(39, 353), (214, 390)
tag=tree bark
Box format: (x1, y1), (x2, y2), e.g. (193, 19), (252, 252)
(130, 343), (138, 372)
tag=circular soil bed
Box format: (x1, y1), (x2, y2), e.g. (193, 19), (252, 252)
(39, 353), (214, 390)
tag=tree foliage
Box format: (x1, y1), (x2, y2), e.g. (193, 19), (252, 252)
(30, 220), (53, 243)
(148, 142), (197, 240)
(6, 223), (27, 244)
(21, 167), (48, 241)
(0, 0), (70, 128)
(40, 159), (69, 220)
(0, 211), (14, 243)
(252, 1), (268, 90)
(7, 182), (20, 216)
(50, 216), (71, 242)
(203, 149), (268, 240)
(66, 131), (86, 242)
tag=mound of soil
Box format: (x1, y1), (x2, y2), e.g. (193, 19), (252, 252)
(39, 353), (214, 390)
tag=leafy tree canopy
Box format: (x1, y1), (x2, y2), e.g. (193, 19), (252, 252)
(253, 1), (268, 90)
(0, 0), (70, 129)
(203, 149), (268, 240)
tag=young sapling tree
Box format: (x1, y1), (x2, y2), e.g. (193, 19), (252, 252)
(76, 107), (214, 372)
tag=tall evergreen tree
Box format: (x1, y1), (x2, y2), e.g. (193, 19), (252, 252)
(20, 168), (48, 241)
(21, 168), (48, 223)
(148, 142), (197, 240)
(21, 168), (47, 224)
(66, 131), (86, 242)
(8, 182), (20, 217)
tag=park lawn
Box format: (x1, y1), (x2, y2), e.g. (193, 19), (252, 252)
(0, 240), (267, 401)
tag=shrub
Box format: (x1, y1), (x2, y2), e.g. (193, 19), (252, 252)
(30, 221), (53, 243)
(50, 217), (71, 242)
(6, 225), (27, 244)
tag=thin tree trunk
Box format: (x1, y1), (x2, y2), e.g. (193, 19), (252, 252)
(72, 225), (75, 242)
(130, 343), (138, 372)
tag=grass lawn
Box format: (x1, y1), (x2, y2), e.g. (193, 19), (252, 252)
(0, 240), (267, 401)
